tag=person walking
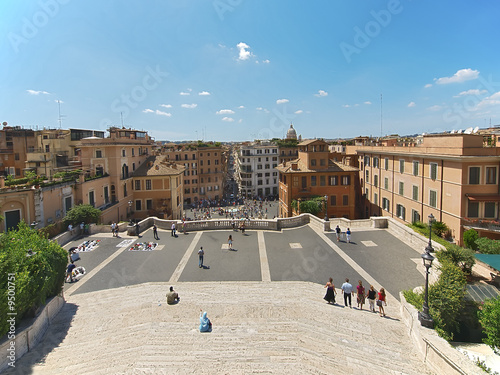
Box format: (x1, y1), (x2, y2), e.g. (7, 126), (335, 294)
(341, 278), (353, 308)
(323, 277), (336, 304)
(111, 222), (116, 237)
(198, 246), (205, 268)
(377, 287), (387, 317)
(335, 225), (341, 241)
(346, 228), (351, 243)
(153, 223), (159, 240)
(356, 280), (366, 310)
(228, 235), (233, 250)
(367, 285), (377, 312)
(171, 222), (176, 237)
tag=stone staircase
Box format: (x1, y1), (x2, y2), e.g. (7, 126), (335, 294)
(6, 282), (433, 375)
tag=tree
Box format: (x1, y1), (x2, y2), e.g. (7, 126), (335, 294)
(432, 221), (448, 238)
(478, 296), (500, 354)
(436, 244), (475, 275)
(299, 200), (320, 215)
(63, 204), (102, 226)
(463, 229), (479, 250)
(475, 237), (500, 255)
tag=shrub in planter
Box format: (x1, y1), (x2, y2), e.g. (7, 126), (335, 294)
(436, 244), (475, 275)
(432, 221), (449, 238)
(478, 296), (500, 354)
(463, 229), (479, 250)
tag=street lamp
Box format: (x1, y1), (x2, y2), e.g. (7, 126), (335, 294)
(324, 195), (329, 221)
(418, 250), (435, 328)
(426, 213), (435, 253)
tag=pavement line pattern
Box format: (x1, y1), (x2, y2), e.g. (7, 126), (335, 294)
(65, 242), (131, 297)
(310, 224), (397, 302)
(169, 231), (202, 283)
(258, 231), (271, 282)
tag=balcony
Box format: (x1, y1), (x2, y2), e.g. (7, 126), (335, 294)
(463, 218), (500, 232)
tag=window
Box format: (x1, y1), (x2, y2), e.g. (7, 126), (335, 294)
(486, 167), (497, 184)
(257, 165), (262, 170)
(301, 176), (307, 189)
(146, 179), (152, 190)
(311, 176), (317, 186)
(374, 192), (378, 205)
(399, 181), (404, 195)
(412, 185), (419, 201)
(135, 200), (142, 211)
(94, 149), (102, 158)
(365, 170), (369, 183)
(329, 176), (338, 186)
(122, 149), (126, 157)
(45, 145), (50, 152)
(412, 209), (420, 224)
(132, 148), (135, 156)
(413, 161), (419, 176)
(485, 202), (496, 218)
(373, 175), (378, 188)
(293, 176), (298, 187)
(430, 162), (438, 180)
(342, 195), (349, 206)
(364, 156), (370, 166)
(341, 175), (350, 185)
(429, 190), (437, 208)
(384, 158), (389, 171)
(146, 199), (153, 210)
(320, 175), (326, 186)
(373, 157), (379, 168)
(330, 195), (337, 206)
(311, 159), (316, 167)
(396, 204), (406, 220)
(135, 180), (141, 190)
(399, 160), (405, 174)
(89, 191), (95, 207)
(469, 167), (480, 184)
(382, 197), (390, 211)
(384, 177), (389, 190)
(468, 201), (479, 217)
(320, 159), (326, 166)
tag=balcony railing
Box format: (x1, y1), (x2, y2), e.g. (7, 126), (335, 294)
(463, 218), (500, 232)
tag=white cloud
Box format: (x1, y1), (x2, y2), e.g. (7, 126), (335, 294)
(160, 104), (172, 108)
(55, 99), (64, 103)
(198, 91), (211, 96)
(256, 107), (263, 110)
(294, 110), (303, 114)
(342, 104), (350, 108)
(236, 42), (252, 60)
(216, 109), (235, 115)
(477, 91), (500, 109)
(27, 89), (50, 95)
(315, 90), (328, 97)
(364, 101), (372, 105)
(180, 91), (190, 96)
(238, 119), (243, 123)
(435, 68), (479, 84)
(408, 101), (416, 107)
(181, 103), (197, 109)
(238, 105), (245, 109)
(424, 83), (433, 88)
(143, 109), (172, 117)
(427, 105), (443, 111)
(262, 59), (270, 64)
(222, 117), (234, 122)
(276, 99), (289, 104)
(454, 89), (487, 97)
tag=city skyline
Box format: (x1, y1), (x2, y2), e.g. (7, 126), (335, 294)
(1, 1), (500, 141)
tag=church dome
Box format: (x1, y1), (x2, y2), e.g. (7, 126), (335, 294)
(286, 124), (297, 140)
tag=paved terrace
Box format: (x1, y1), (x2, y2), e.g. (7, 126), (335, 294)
(6, 223), (437, 374)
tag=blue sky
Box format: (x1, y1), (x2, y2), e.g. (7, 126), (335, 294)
(1, 0), (500, 142)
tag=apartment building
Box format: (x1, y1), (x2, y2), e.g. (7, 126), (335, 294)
(235, 141), (279, 199)
(276, 139), (359, 219)
(353, 133), (500, 245)
(162, 144), (227, 205)
(0, 126), (37, 177)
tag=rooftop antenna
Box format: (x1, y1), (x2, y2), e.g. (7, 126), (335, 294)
(120, 112), (124, 127)
(57, 100), (65, 128)
(380, 93), (383, 137)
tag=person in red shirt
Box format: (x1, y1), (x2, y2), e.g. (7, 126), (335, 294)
(377, 288), (387, 317)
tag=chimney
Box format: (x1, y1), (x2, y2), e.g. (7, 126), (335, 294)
(291, 163), (298, 170)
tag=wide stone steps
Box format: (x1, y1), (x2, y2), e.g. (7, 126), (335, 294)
(4, 282), (434, 375)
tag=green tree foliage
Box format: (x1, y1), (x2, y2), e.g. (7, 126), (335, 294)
(299, 200), (320, 215)
(436, 244), (476, 275)
(475, 237), (500, 255)
(402, 289), (423, 310)
(463, 229), (479, 250)
(63, 204), (102, 226)
(432, 221), (449, 237)
(0, 222), (68, 336)
(429, 260), (467, 341)
(478, 296), (500, 354)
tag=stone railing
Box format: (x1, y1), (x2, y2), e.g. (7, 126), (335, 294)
(0, 296), (64, 373)
(400, 293), (482, 375)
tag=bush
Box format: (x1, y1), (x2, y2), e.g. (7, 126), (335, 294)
(436, 244), (475, 275)
(463, 229), (479, 250)
(0, 222), (68, 336)
(63, 204), (102, 226)
(478, 296), (500, 354)
(299, 200), (320, 215)
(432, 221), (449, 238)
(475, 237), (500, 255)
(429, 260), (467, 341)
(403, 289), (423, 310)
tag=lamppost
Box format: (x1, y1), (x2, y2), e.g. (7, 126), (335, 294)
(418, 250), (435, 328)
(426, 213), (435, 253)
(324, 194), (329, 221)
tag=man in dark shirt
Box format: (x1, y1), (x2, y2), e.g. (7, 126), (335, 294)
(166, 286), (180, 304)
(66, 261), (76, 283)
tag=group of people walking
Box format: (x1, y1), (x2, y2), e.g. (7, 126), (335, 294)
(324, 278), (387, 317)
(335, 225), (352, 243)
